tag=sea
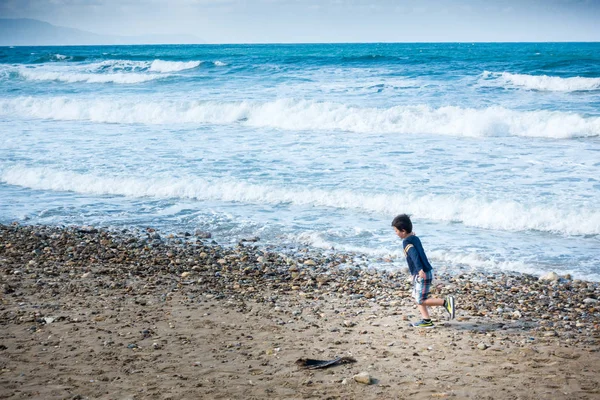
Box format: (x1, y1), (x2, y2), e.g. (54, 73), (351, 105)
(1, 43), (599, 281)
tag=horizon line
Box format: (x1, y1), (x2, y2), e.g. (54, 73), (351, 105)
(3, 40), (600, 47)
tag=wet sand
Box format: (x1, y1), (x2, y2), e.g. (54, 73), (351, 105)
(1, 224), (599, 399)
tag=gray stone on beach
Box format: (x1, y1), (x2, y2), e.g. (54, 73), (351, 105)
(540, 272), (559, 282)
(195, 230), (212, 239)
(353, 372), (372, 385)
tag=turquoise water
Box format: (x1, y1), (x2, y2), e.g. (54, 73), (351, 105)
(1, 43), (599, 279)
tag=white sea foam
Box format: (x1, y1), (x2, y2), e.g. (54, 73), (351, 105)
(213, 61), (227, 66)
(482, 71), (600, 92)
(149, 60), (201, 73)
(17, 70), (165, 84)
(2, 96), (599, 139)
(2, 166), (600, 236)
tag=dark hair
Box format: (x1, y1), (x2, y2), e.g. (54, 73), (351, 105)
(391, 214), (412, 233)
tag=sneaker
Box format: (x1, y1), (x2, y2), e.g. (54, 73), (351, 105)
(445, 296), (455, 320)
(410, 319), (435, 328)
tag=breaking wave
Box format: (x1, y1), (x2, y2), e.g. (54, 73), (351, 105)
(482, 71), (600, 92)
(2, 166), (600, 236)
(9, 58), (204, 84)
(16, 70), (166, 84)
(148, 60), (202, 73)
(1, 96), (599, 139)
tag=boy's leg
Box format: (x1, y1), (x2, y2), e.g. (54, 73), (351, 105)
(422, 298), (444, 307)
(418, 304), (430, 319)
(422, 297), (455, 319)
(418, 299), (443, 319)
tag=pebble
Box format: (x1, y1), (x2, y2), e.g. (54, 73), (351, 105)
(540, 272), (559, 282)
(353, 372), (373, 385)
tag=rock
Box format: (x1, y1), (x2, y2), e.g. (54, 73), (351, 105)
(181, 272), (191, 278)
(540, 272), (559, 282)
(342, 320), (355, 327)
(81, 272), (92, 279)
(353, 372), (372, 385)
(304, 260), (317, 266)
(477, 342), (488, 350)
(195, 230), (212, 239)
(78, 226), (98, 234)
(583, 298), (598, 304)
(240, 236), (260, 243)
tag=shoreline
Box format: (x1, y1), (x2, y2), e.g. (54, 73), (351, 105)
(1, 223), (599, 399)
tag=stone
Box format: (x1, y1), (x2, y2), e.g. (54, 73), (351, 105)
(304, 260), (317, 266)
(540, 272), (559, 282)
(195, 230), (212, 239)
(353, 372), (372, 385)
(477, 342), (488, 350)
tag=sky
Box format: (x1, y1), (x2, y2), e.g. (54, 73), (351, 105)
(1, 0), (599, 43)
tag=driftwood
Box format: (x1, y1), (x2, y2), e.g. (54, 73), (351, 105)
(295, 356), (357, 370)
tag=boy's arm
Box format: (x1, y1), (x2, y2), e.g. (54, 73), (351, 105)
(404, 243), (425, 278)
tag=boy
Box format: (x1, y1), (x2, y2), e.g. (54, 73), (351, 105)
(392, 214), (455, 328)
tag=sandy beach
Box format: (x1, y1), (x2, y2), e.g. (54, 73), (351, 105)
(1, 223), (599, 399)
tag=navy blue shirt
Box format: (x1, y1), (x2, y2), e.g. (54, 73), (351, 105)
(402, 234), (433, 276)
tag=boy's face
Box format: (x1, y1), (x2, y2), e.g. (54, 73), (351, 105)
(394, 227), (410, 239)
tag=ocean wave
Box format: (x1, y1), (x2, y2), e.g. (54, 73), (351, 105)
(1, 96), (599, 139)
(31, 53), (86, 63)
(2, 166), (600, 236)
(149, 60), (202, 73)
(89, 60), (150, 73)
(8, 59), (204, 84)
(482, 71), (600, 92)
(16, 70), (166, 84)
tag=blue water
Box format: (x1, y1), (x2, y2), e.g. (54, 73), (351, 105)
(1, 43), (599, 280)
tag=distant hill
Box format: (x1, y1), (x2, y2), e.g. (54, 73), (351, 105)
(0, 18), (202, 46)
